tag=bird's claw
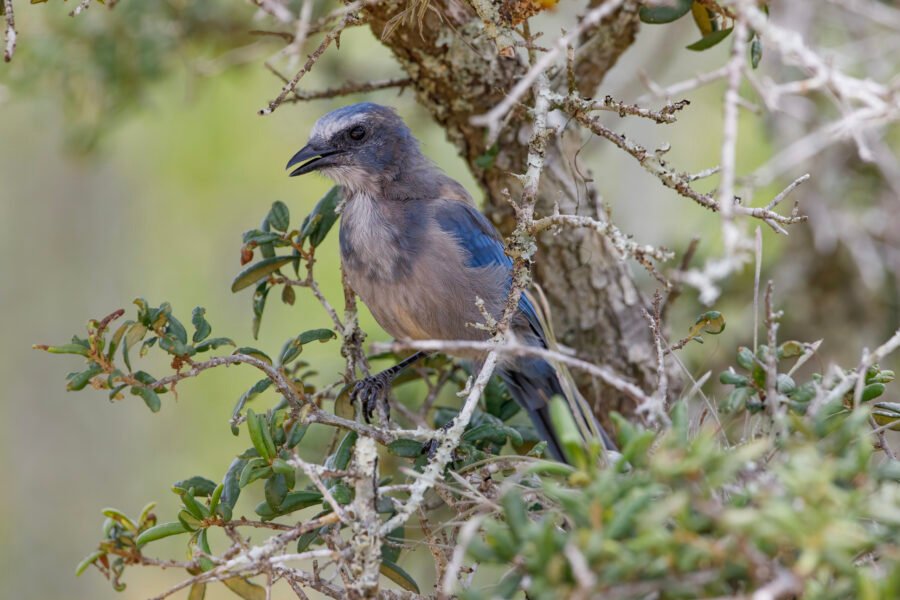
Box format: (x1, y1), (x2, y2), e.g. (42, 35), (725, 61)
(350, 373), (391, 423)
(421, 420), (454, 459)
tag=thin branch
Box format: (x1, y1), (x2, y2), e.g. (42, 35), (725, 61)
(3, 0), (15, 62)
(281, 77), (413, 103)
(470, 0), (628, 139)
(556, 94), (807, 231)
(372, 337), (653, 408)
(258, 3), (364, 116)
(582, 95), (690, 124)
(69, 0), (92, 17)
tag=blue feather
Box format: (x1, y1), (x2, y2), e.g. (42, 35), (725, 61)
(433, 200), (542, 335)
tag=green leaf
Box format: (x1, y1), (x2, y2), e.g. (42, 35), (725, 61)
(231, 256), (294, 293)
(66, 363), (103, 391)
(549, 396), (585, 467)
(219, 458), (247, 520)
(138, 501), (157, 526)
(239, 460), (272, 488)
(135, 521), (189, 546)
(778, 340), (805, 359)
(243, 229), (284, 245)
(209, 483), (224, 514)
(736, 346), (755, 370)
(257, 217), (276, 259)
(251, 282), (269, 340)
(687, 27), (733, 51)
(191, 307), (212, 343)
(166, 314), (188, 345)
(329, 481), (353, 505)
(325, 432), (358, 471)
(107, 321), (131, 361)
(272, 458), (294, 476)
(639, 0), (692, 24)
(750, 36), (763, 68)
(300, 187), (342, 247)
(260, 416), (278, 461)
(222, 576), (266, 600)
(234, 347), (273, 364)
(862, 383), (886, 403)
(131, 386), (161, 412)
(279, 329), (336, 365)
(35, 343), (90, 357)
(101, 508), (137, 532)
(873, 402), (900, 431)
(501, 493), (528, 542)
(382, 526), (404, 564)
(380, 560), (420, 593)
(232, 379), (272, 425)
(265, 473), (289, 510)
(247, 411), (274, 460)
(387, 439), (424, 458)
(181, 488), (211, 519)
(187, 583), (206, 600)
(75, 550), (105, 577)
(286, 422), (309, 448)
(267, 201), (290, 232)
(474, 144), (500, 169)
(173, 476), (218, 497)
(194, 337), (236, 353)
(719, 370), (749, 386)
(462, 423), (507, 445)
(279, 490), (324, 513)
(688, 310), (726, 337)
(124, 323), (148, 362)
(776, 374), (796, 394)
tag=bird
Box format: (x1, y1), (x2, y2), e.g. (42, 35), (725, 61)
(286, 102), (611, 462)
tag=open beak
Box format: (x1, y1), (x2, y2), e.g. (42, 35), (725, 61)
(286, 144), (340, 177)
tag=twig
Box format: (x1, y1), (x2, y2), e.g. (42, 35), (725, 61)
(69, 0), (92, 17)
(470, 0), (627, 140)
(3, 0), (15, 62)
(258, 3), (363, 116)
(557, 95), (807, 230)
(372, 338), (652, 408)
(718, 15), (750, 258)
(639, 292), (671, 427)
(282, 77), (413, 103)
(582, 95), (690, 124)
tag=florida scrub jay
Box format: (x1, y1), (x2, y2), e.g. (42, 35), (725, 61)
(286, 103), (610, 461)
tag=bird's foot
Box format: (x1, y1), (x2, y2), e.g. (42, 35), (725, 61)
(350, 372), (393, 423)
(421, 420), (454, 459)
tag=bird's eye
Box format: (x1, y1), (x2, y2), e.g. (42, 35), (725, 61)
(348, 125), (366, 141)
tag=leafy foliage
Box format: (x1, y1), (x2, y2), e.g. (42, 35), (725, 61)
(640, 0), (765, 61)
(36, 192), (900, 599)
(462, 401), (900, 599)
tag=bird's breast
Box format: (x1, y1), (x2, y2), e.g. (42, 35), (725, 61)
(338, 193), (505, 342)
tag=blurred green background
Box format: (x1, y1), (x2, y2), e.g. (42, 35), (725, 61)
(2, 2), (897, 599)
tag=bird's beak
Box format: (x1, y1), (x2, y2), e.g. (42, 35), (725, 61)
(285, 143), (340, 177)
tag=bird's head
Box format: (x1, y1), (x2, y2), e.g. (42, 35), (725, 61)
(286, 102), (418, 192)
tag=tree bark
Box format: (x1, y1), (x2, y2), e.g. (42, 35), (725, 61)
(366, 0), (658, 426)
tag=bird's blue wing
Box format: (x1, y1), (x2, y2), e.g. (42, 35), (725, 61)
(433, 200), (542, 336)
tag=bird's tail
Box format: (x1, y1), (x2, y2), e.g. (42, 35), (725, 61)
(499, 357), (616, 463)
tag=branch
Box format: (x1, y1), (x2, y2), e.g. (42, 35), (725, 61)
(372, 337), (653, 409)
(3, 0), (15, 63)
(470, 0), (628, 140)
(258, 2), (365, 116)
(555, 93), (808, 232)
(280, 77), (413, 103)
(69, 0), (92, 17)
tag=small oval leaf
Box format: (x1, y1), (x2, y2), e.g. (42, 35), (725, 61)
(231, 256), (294, 293)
